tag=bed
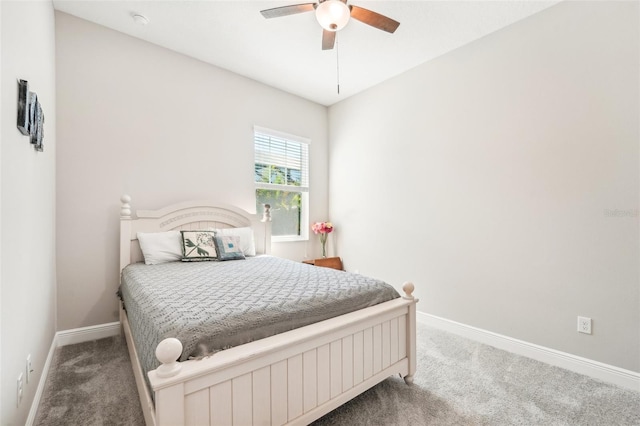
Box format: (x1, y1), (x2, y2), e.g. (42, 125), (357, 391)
(118, 195), (418, 426)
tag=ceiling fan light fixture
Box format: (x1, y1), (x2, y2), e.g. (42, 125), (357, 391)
(315, 0), (350, 32)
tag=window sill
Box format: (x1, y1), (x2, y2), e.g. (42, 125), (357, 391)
(272, 235), (309, 243)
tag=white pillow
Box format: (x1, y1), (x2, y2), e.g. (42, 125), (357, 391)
(215, 227), (256, 256)
(137, 231), (182, 265)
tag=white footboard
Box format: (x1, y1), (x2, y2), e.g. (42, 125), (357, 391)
(148, 284), (418, 426)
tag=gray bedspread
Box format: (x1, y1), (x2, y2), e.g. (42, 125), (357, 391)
(119, 256), (399, 381)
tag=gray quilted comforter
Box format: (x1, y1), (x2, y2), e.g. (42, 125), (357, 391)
(119, 256), (399, 381)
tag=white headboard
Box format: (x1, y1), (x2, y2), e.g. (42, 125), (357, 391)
(119, 195), (272, 273)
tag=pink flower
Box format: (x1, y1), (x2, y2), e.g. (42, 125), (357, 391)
(312, 222), (334, 257)
(312, 222), (334, 234)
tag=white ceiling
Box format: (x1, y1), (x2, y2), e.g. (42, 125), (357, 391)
(53, 0), (560, 106)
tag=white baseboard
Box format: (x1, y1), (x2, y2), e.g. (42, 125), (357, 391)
(25, 322), (122, 425)
(56, 321), (121, 347)
(417, 312), (640, 392)
(25, 335), (58, 426)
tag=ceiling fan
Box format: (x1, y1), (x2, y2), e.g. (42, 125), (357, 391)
(260, 0), (400, 50)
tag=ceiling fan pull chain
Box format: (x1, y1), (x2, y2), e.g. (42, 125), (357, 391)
(336, 35), (340, 95)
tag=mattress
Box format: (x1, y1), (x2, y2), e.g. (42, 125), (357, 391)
(119, 255), (399, 380)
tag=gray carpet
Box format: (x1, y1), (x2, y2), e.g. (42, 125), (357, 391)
(34, 323), (640, 425)
(34, 336), (145, 425)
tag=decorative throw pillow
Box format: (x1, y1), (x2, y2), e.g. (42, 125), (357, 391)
(181, 230), (218, 261)
(213, 235), (246, 261)
(137, 231), (182, 265)
(214, 227), (256, 256)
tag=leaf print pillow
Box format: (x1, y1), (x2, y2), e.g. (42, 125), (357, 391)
(180, 230), (218, 261)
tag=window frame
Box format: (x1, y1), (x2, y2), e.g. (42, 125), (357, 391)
(254, 126), (310, 243)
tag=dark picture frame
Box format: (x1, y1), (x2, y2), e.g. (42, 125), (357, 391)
(17, 80), (30, 135)
(30, 96), (44, 152)
(16, 79), (45, 152)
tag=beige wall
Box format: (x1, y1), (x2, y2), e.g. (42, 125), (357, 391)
(328, 1), (639, 371)
(55, 12), (329, 330)
(0, 5), (3, 420)
(1, 1), (57, 424)
(0, 4), (3, 423)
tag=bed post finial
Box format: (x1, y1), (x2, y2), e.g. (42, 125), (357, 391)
(402, 281), (417, 386)
(262, 203), (272, 222)
(155, 338), (183, 378)
(121, 194), (132, 218)
(402, 282), (415, 300)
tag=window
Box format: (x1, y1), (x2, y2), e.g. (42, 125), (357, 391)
(254, 126), (309, 242)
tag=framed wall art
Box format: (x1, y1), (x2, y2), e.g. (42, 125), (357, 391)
(16, 79), (45, 152)
(30, 96), (44, 152)
(17, 79), (30, 135)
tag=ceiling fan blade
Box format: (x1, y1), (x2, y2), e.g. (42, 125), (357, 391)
(260, 3), (316, 19)
(322, 29), (336, 50)
(349, 5), (400, 33)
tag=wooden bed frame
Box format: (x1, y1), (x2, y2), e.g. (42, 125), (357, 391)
(119, 195), (418, 426)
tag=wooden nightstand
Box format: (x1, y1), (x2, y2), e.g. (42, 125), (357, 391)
(302, 257), (343, 271)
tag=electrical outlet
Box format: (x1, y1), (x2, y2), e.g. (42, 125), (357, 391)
(578, 316), (592, 334)
(17, 373), (23, 407)
(26, 354), (33, 384)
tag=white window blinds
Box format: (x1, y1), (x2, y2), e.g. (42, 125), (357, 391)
(254, 127), (309, 192)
